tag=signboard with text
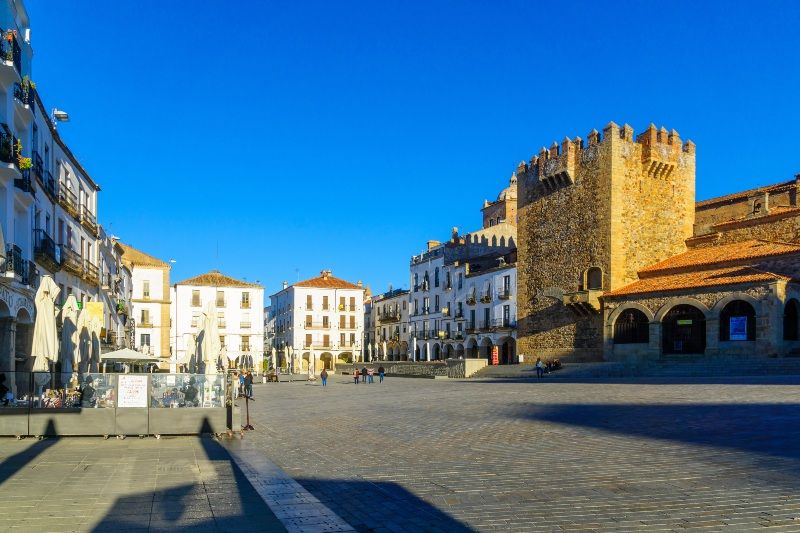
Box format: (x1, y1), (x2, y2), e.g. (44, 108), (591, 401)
(491, 346), (499, 366)
(117, 375), (148, 408)
(729, 316), (748, 341)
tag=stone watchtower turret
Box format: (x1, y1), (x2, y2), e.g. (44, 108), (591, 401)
(516, 122), (696, 361)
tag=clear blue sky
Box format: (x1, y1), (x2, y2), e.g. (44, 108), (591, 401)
(27, 1), (800, 295)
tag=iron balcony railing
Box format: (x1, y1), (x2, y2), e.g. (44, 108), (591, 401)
(15, 168), (35, 196)
(454, 310), (464, 319)
(12, 82), (34, 109)
(80, 205), (98, 235)
(478, 320), (492, 331)
(0, 123), (19, 167)
(240, 322), (252, 329)
(58, 184), (78, 215)
(83, 259), (99, 285)
(465, 322), (477, 333)
(218, 320), (226, 329)
(492, 318), (516, 329)
(480, 293), (492, 303)
(60, 245), (83, 275)
(2, 30), (21, 76)
(378, 312), (401, 323)
(304, 322), (331, 329)
(240, 301), (251, 309)
(498, 288), (512, 300)
(5, 244), (24, 278)
(31, 151), (43, 181)
(454, 331), (464, 340)
(33, 229), (61, 269)
(42, 170), (56, 198)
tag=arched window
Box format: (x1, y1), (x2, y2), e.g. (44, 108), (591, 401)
(613, 308), (649, 344)
(500, 236), (505, 247)
(784, 299), (799, 341)
(434, 267), (439, 287)
(586, 267), (603, 290)
(719, 300), (756, 341)
(663, 304), (706, 354)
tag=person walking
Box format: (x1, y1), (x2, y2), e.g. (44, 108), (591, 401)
(238, 372), (245, 397)
(353, 369), (359, 385)
(361, 366), (368, 384)
(320, 368), (328, 387)
(367, 367), (374, 384)
(378, 365), (385, 383)
(535, 357), (545, 379)
(245, 371), (253, 398)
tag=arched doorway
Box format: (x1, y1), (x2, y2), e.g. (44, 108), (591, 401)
(432, 343), (441, 360)
(337, 352), (353, 366)
(455, 343), (465, 358)
(719, 300), (756, 341)
(466, 339), (478, 358)
(497, 336), (515, 364)
(320, 352), (333, 370)
(443, 344), (453, 359)
(613, 308), (650, 344)
(301, 352), (310, 371)
(784, 299), (799, 341)
(400, 342), (408, 361)
(479, 338), (493, 360)
(662, 304), (706, 354)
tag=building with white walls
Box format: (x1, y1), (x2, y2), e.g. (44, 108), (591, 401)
(170, 270), (264, 371)
(120, 243), (171, 359)
(271, 270), (365, 374)
(369, 288), (409, 360)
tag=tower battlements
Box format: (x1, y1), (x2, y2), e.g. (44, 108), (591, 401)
(517, 122), (695, 194)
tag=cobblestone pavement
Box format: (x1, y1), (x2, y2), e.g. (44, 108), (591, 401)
(0, 435), (285, 532)
(245, 375), (800, 532)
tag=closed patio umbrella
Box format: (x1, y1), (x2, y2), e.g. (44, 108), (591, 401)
(60, 295), (80, 378)
(382, 340), (387, 363)
(31, 275), (59, 372)
(412, 336), (417, 362)
(201, 302), (220, 374)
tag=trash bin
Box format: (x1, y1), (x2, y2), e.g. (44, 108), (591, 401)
(261, 376), (267, 384)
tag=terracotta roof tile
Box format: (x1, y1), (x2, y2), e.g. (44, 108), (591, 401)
(710, 206), (800, 230)
(605, 266), (790, 297)
(696, 179), (794, 208)
(294, 274), (362, 290)
(119, 243), (170, 268)
(639, 240), (800, 275)
(176, 270), (261, 288)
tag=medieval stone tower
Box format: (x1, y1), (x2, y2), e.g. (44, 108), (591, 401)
(516, 122), (696, 361)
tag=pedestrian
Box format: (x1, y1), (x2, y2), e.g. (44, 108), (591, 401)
(378, 365), (385, 383)
(245, 371), (253, 398)
(353, 369), (359, 385)
(320, 368), (328, 387)
(535, 357), (545, 379)
(367, 367), (374, 384)
(361, 366), (368, 384)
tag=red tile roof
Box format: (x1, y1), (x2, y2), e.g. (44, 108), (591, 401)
(119, 243), (170, 268)
(710, 206), (800, 230)
(294, 273), (362, 290)
(639, 240), (800, 275)
(605, 266), (790, 297)
(176, 270), (261, 288)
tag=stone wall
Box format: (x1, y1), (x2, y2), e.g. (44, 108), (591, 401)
(517, 122), (695, 362)
(446, 358), (488, 378)
(337, 361), (448, 378)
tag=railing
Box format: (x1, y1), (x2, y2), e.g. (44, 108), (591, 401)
(13, 82), (34, 109)
(478, 320), (492, 331)
(42, 170), (56, 198)
(240, 301), (251, 309)
(338, 304), (357, 311)
(0, 123), (19, 166)
(60, 245), (82, 274)
(140, 321), (154, 328)
(378, 312), (401, 323)
(33, 229), (60, 268)
(80, 205), (98, 234)
(31, 151), (42, 181)
(454, 310), (464, 318)
(58, 184), (78, 215)
(240, 322), (252, 329)
(422, 308), (429, 315)
(218, 320), (226, 329)
(14, 168), (35, 196)
(321, 305), (329, 310)
(454, 332), (464, 340)
(4, 244), (24, 279)
(465, 322), (477, 333)
(304, 322), (331, 329)
(83, 259), (99, 284)
(339, 323), (357, 330)
(443, 283), (452, 291)
(492, 318), (516, 329)
(1, 30), (21, 76)
(191, 299), (201, 307)
(498, 289), (512, 300)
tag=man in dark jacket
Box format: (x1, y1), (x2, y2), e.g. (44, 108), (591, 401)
(361, 367), (368, 384)
(377, 366), (385, 383)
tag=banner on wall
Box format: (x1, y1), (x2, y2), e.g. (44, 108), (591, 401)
(729, 316), (748, 341)
(491, 346), (499, 366)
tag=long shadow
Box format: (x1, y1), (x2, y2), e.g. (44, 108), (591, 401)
(0, 419), (59, 484)
(294, 477), (472, 532)
(93, 419), (285, 532)
(468, 374), (800, 385)
(515, 402), (800, 464)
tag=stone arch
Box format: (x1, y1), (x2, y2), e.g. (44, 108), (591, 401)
(15, 307), (32, 325)
(499, 236), (505, 247)
(719, 299), (757, 341)
(432, 343), (441, 360)
(466, 338), (478, 358)
(443, 344), (453, 359)
(784, 298), (800, 341)
(301, 351), (311, 371)
(319, 352), (333, 370)
(337, 352), (353, 365)
(479, 337), (493, 359)
(710, 292), (761, 318)
(661, 303), (707, 355)
(400, 341), (408, 361)
(455, 343), (465, 358)
(607, 302), (655, 326)
(0, 299), (11, 318)
(497, 336), (515, 364)
(654, 297), (710, 322)
(491, 235), (497, 247)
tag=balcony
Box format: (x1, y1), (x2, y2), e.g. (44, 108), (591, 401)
(80, 205), (98, 236)
(492, 318), (516, 330)
(304, 322), (331, 330)
(4, 244), (28, 284)
(454, 310), (464, 319)
(191, 299), (201, 307)
(240, 301), (251, 309)
(378, 312), (400, 323)
(465, 322), (477, 334)
(0, 123), (19, 168)
(443, 283), (452, 291)
(454, 332), (464, 340)
(83, 259), (99, 285)
(480, 293), (492, 304)
(498, 289), (512, 300)
(58, 185), (78, 217)
(60, 246), (82, 276)
(216, 299), (226, 308)
(33, 229), (61, 273)
(240, 322), (252, 329)
(339, 323), (357, 330)
(41, 169), (56, 199)
(217, 320), (226, 329)
(0, 30), (21, 84)
(14, 168), (35, 198)
(562, 289), (602, 315)
(338, 304), (357, 311)
(140, 321), (154, 328)
(12, 82), (34, 121)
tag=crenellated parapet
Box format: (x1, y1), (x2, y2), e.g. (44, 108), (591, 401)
(636, 123), (695, 179)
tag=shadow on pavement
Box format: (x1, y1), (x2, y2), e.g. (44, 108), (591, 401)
(514, 402), (800, 474)
(468, 374), (800, 385)
(295, 477), (473, 532)
(0, 420), (58, 484)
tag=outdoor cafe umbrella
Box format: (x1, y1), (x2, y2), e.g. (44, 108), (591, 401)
(426, 340), (431, 361)
(60, 294), (80, 377)
(271, 347), (276, 371)
(76, 307), (89, 373)
(31, 275), (59, 372)
(412, 336), (417, 362)
(383, 340), (388, 363)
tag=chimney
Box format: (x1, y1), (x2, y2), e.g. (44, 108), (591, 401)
(427, 240), (440, 251)
(357, 280), (363, 288)
(321, 270), (330, 280)
(282, 281), (288, 290)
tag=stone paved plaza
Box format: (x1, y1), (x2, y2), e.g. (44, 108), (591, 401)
(244, 374), (800, 531)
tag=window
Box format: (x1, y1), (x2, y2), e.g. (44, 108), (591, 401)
(322, 316), (329, 328)
(586, 267), (603, 290)
(305, 334), (312, 347)
(241, 292), (250, 309)
(434, 295), (440, 313)
(143, 281), (150, 299)
(191, 312), (199, 327)
(350, 333), (355, 345)
(241, 336), (250, 352)
(423, 297), (429, 314)
(140, 309), (150, 326)
(340, 315), (346, 328)
(191, 290), (201, 307)
(719, 300), (756, 341)
(402, 300), (407, 310)
(305, 314), (312, 327)
(445, 271), (451, 289)
(457, 273), (463, 290)
(784, 299), (799, 341)
(218, 311), (225, 328)
(220, 335), (225, 347)
(350, 315), (355, 328)
(307, 294), (313, 309)
(340, 333), (346, 346)
(216, 290), (225, 307)
(323, 334), (330, 347)
(503, 305), (510, 327)
(140, 334), (150, 347)
(483, 307), (490, 328)
(349, 296), (355, 310)
(414, 273), (419, 291)
(322, 295), (329, 309)
(613, 308), (649, 344)
(434, 267), (440, 287)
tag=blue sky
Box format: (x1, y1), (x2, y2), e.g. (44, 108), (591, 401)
(27, 1), (800, 295)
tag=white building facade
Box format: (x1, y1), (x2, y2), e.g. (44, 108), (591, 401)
(271, 270), (365, 374)
(170, 270), (264, 372)
(370, 288), (409, 360)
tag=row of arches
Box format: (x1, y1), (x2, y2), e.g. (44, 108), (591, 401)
(379, 337), (517, 364)
(610, 294), (800, 355)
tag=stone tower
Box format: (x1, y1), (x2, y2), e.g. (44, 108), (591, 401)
(516, 122), (696, 361)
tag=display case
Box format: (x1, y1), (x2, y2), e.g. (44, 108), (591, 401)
(148, 374), (227, 435)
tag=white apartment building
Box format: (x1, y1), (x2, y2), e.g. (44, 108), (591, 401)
(170, 270), (264, 372)
(271, 270), (365, 374)
(369, 288), (409, 360)
(120, 243), (170, 359)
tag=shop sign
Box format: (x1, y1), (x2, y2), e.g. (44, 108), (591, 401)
(491, 346), (499, 366)
(118, 375), (148, 408)
(676, 319), (692, 325)
(729, 316), (748, 341)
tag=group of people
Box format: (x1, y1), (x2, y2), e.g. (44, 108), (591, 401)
(353, 366), (385, 384)
(234, 371), (254, 398)
(535, 357), (562, 378)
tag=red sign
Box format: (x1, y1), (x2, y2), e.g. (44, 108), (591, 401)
(491, 346), (499, 366)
